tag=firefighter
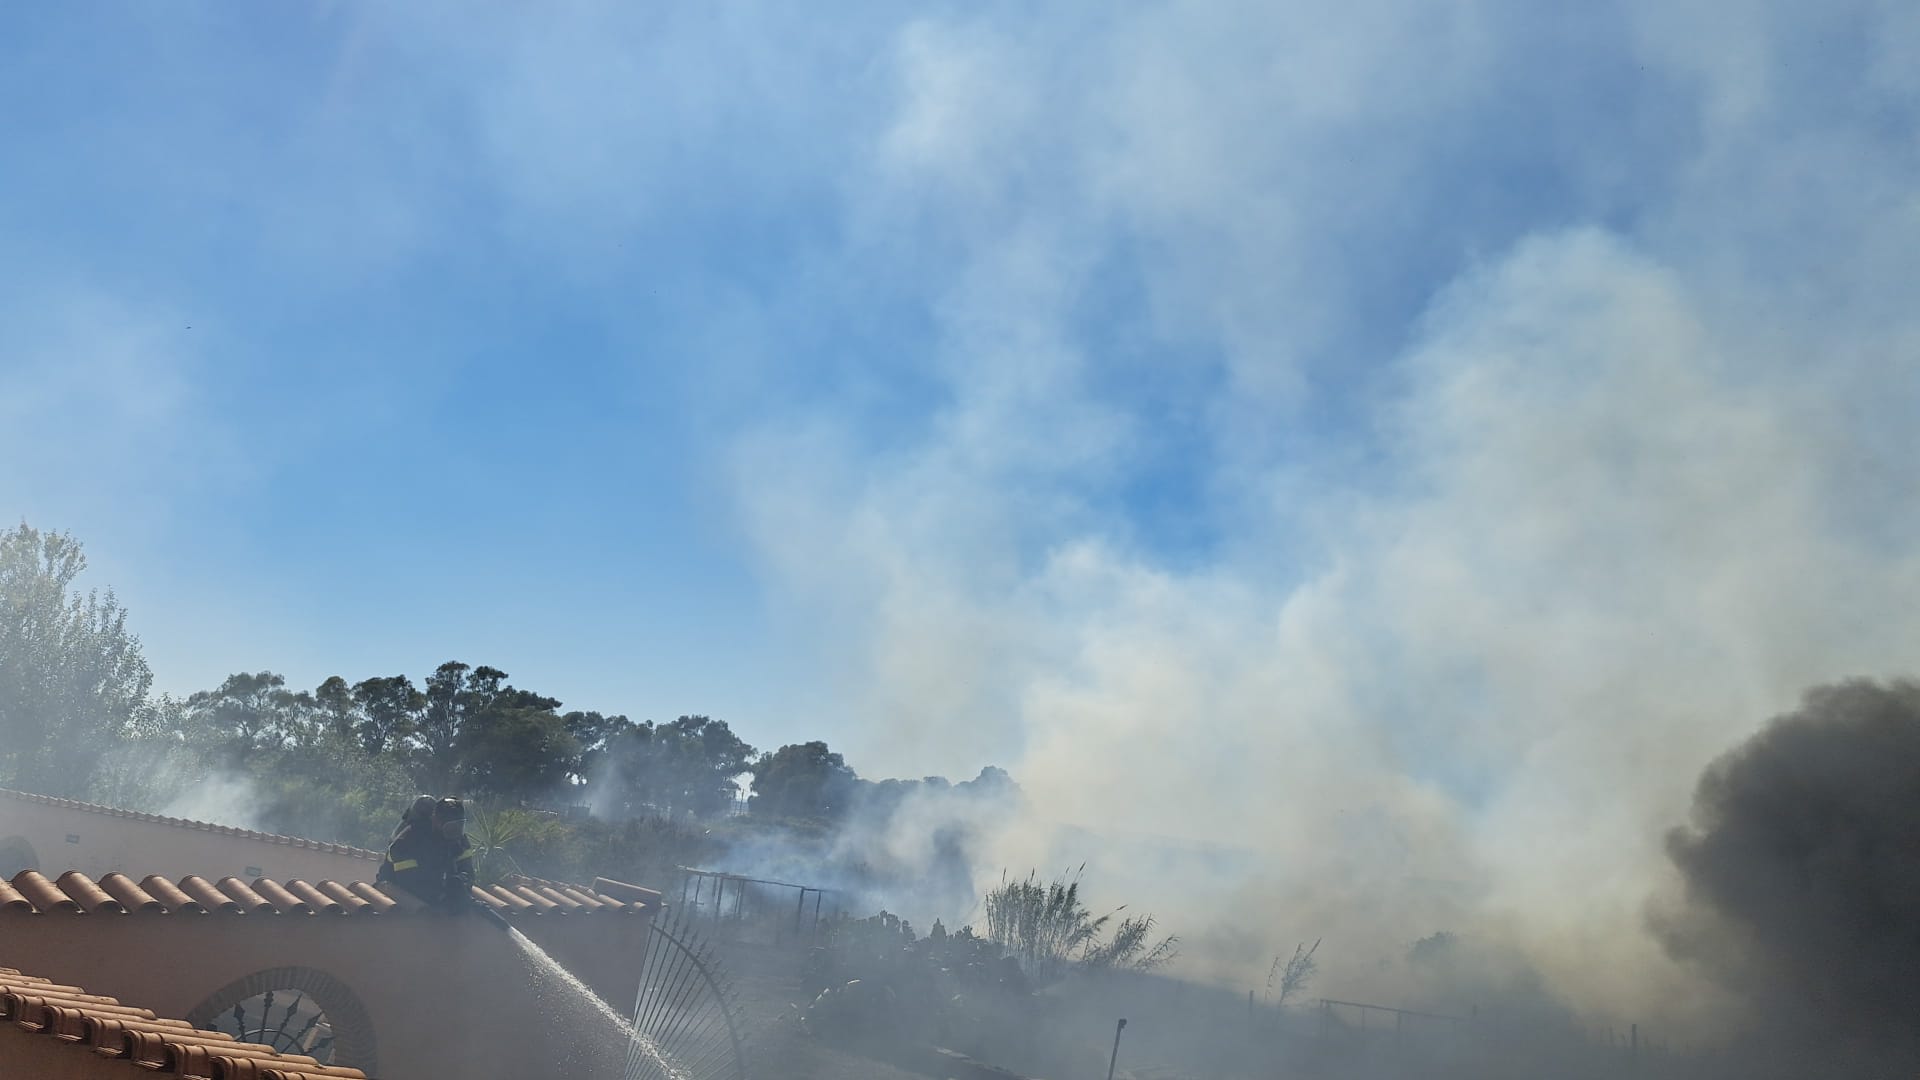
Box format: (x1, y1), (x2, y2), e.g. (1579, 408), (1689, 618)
(377, 795), (476, 911)
(387, 795), (436, 842)
(375, 796), (435, 887)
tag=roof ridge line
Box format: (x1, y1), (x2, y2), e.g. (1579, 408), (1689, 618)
(0, 787), (382, 860)
(5, 869), (652, 920)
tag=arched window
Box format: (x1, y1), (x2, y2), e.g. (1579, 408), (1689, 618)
(186, 966), (377, 1072)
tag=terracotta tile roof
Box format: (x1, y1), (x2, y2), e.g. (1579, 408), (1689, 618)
(0, 788), (383, 862)
(504, 873), (662, 911)
(0, 964), (369, 1079)
(2, 870), (651, 920)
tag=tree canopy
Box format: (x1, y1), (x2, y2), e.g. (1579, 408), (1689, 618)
(0, 520), (1026, 912)
(750, 740), (859, 821)
(0, 524), (154, 796)
(589, 714), (756, 819)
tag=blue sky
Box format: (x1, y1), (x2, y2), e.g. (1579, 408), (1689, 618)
(6, 0), (1920, 1005)
(3, 5), (888, 730)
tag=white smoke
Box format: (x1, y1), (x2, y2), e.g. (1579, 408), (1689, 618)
(724, 0), (1920, 1031)
(156, 771), (272, 833)
(13, 0), (1917, 1047)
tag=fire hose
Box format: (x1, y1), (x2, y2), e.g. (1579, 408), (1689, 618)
(466, 894), (514, 932)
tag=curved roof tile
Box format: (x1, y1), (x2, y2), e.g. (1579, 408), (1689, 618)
(509, 873), (661, 911)
(2, 870), (648, 920)
(0, 965), (369, 1080)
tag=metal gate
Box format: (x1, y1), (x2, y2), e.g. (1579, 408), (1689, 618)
(624, 911), (747, 1080)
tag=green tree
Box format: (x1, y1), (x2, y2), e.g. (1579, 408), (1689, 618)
(590, 721), (661, 818)
(562, 709), (636, 786)
(349, 674), (423, 756)
(314, 675), (356, 743)
(454, 684), (576, 804)
(0, 524), (154, 795)
(749, 740), (858, 821)
(659, 715), (756, 817)
(86, 694), (205, 812)
(411, 661), (506, 792)
(159, 671), (424, 847)
(589, 715), (755, 820)
(250, 723), (420, 850)
(179, 671), (318, 764)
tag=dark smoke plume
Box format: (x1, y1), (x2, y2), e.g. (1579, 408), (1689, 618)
(1657, 677), (1920, 1076)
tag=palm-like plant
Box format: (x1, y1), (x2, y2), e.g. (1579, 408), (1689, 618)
(462, 804), (569, 886)
(982, 867), (1178, 983)
(1082, 913), (1179, 973)
(1265, 938), (1320, 1007)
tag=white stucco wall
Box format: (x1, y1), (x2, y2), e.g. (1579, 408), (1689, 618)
(0, 789), (380, 884)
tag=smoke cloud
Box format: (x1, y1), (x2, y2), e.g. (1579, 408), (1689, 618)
(721, 0), (1920, 1044)
(1656, 678), (1920, 1075)
(11, 2), (1917, 1067)
(705, 768), (1023, 921)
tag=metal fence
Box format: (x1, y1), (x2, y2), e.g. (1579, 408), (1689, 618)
(667, 867), (844, 948)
